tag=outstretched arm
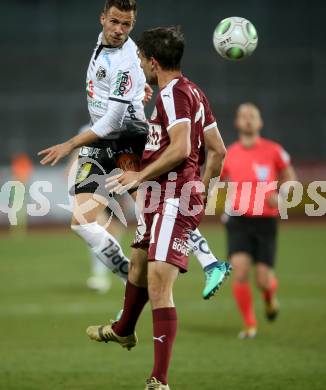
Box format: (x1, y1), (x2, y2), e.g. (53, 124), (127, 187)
(38, 129), (99, 166)
(107, 121), (191, 191)
(202, 126), (226, 195)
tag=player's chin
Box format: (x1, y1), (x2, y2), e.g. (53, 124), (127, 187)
(109, 36), (124, 47)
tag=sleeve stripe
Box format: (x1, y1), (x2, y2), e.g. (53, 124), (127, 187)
(203, 121), (217, 132)
(160, 79), (179, 125)
(167, 118), (191, 131)
(109, 97), (131, 104)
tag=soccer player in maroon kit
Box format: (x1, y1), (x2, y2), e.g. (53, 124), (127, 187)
(86, 26), (227, 389)
(221, 103), (297, 339)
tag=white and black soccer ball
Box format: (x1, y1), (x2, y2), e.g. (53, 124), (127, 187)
(213, 16), (258, 60)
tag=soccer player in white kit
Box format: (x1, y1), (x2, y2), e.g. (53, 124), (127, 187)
(39, 0), (230, 299)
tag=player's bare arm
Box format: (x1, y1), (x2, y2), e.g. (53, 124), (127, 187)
(201, 126), (226, 195)
(107, 121), (191, 192)
(279, 164), (297, 183)
(268, 164), (297, 207)
(38, 129), (99, 166)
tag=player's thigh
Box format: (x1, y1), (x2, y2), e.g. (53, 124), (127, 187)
(147, 261), (179, 308)
(230, 252), (252, 282)
(128, 247), (148, 287)
(71, 192), (108, 225)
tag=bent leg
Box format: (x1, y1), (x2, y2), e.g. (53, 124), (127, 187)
(113, 248), (149, 336)
(71, 193), (130, 282)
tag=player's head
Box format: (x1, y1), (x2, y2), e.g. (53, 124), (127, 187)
(235, 103), (263, 137)
(100, 0), (137, 47)
(137, 26), (185, 85)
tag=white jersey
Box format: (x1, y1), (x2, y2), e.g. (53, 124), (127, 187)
(86, 33), (146, 138)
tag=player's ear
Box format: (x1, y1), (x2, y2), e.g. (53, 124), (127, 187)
(259, 118), (264, 131)
(151, 58), (159, 72)
(100, 12), (106, 27)
(234, 117), (239, 130)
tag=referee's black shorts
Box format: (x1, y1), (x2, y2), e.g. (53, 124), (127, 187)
(225, 216), (278, 267)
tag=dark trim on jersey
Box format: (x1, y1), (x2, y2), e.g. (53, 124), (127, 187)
(94, 44), (105, 61)
(109, 97), (131, 104)
(94, 37), (129, 60)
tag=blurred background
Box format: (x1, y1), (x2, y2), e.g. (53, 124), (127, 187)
(0, 0), (325, 226)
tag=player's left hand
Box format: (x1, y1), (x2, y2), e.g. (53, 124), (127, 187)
(38, 142), (73, 166)
(267, 192), (279, 208)
(106, 171), (141, 194)
(143, 83), (153, 105)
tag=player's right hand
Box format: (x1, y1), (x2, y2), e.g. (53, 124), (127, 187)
(38, 142), (73, 166)
(143, 83), (153, 105)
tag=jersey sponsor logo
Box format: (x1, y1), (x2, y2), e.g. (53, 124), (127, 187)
(88, 99), (104, 109)
(145, 124), (162, 151)
(106, 147), (114, 159)
(96, 66), (107, 80)
(127, 103), (137, 120)
(86, 80), (94, 98)
(79, 147), (101, 159)
(253, 163), (270, 181)
(113, 70), (132, 97)
(172, 238), (190, 256)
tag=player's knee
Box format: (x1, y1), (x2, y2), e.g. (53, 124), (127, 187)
(256, 274), (269, 290)
(232, 267), (250, 283)
(148, 280), (163, 305)
(128, 258), (147, 286)
(148, 278), (172, 307)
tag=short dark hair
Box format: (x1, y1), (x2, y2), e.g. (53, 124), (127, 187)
(104, 0), (137, 15)
(137, 26), (185, 71)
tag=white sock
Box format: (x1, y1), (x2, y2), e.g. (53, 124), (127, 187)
(71, 222), (129, 282)
(90, 250), (109, 276)
(188, 228), (218, 269)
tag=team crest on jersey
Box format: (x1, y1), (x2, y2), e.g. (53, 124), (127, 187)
(96, 66), (107, 80)
(253, 163), (270, 181)
(113, 70), (132, 97)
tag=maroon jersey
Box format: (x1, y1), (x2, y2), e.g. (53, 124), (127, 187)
(142, 76), (212, 201)
(195, 90), (217, 173)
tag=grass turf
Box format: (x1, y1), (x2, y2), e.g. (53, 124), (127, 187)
(0, 223), (325, 390)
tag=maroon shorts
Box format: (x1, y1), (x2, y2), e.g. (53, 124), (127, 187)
(132, 196), (203, 273)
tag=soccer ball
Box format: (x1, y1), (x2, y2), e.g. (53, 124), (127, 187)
(213, 16), (258, 60)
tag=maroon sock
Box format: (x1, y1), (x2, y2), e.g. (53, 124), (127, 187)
(151, 307), (178, 385)
(113, 281), (148, 337)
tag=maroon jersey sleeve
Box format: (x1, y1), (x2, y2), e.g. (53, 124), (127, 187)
(160, 83), (192, 131)
(201, 93), (217, 131)
(274, 144), (291, 172)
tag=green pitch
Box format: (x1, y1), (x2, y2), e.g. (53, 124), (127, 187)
(0, 223), (325, 390)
